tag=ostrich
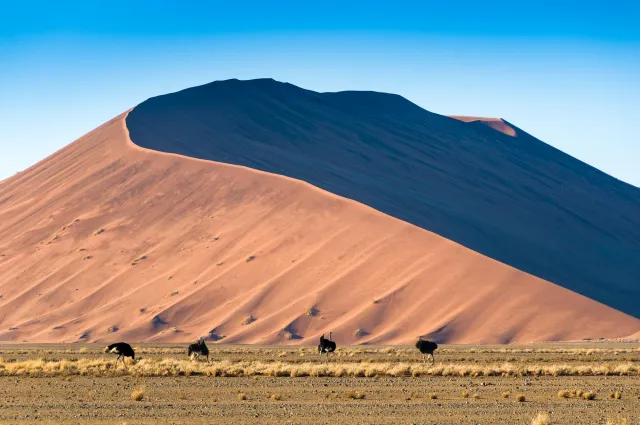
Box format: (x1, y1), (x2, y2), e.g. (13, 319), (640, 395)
(415, 338), (438, 364)
(187, 336), (209, 361)
(104, 342), (137, 366)
(318, 332), (336, 361)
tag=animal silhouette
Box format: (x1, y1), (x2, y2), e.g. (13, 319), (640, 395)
(415, 338), (438, 364)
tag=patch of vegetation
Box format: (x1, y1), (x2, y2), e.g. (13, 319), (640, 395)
(169, 290), (179, 297)
(270, 393), (282, 401)
(461, 390), (470, 398)
(242, 315), (256, 326)
(305, 306), (319, 317)
(531, 412), (550, 425)
(608, 391), (622, 400)
(502, 391), (510, 398)
(246, 255), (256, 263)
(582, 391), (596, 400)
(345, 391), (365, 400)
(516, 393), (526, 402)
(237, 393), (247, 401)
(131, 388), (145, 401)
(558, 390), (570, 398)
(94, 229), (105, 236)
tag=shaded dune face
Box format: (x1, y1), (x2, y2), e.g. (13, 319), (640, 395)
(0, 114), (637, 344)
(127, 78), (640, 318)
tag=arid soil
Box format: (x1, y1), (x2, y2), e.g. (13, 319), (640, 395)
(0, 343), (637, 424)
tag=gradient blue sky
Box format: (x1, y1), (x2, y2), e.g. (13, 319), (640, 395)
(1, 1), (639, 185)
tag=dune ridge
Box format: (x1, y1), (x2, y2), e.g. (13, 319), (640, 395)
(126, 79), (640, 318)
(0, 113), (637, 344)
(449, 116), (520, 137)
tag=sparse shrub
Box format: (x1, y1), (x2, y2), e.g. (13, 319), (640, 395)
(82, 256), (92, 260)
(353, 329), (366, 337)
(107, 325), (118, 333)
(461, 390), (470, 398)
(237, 393), (247, 401)
(582, 391), (596, 400)
(558, 390), (570, 398)
(78, 347), (88, 354)
(94, 228), (105, 236)
(242, 315), (256, 325)
(131, 388), (145, 401)
(246, 255), (256, 263)
(516, 393), (526, 402)
(531, 412), (550, 425)
(345, 391), (365, 400)
(410, 391), (420, 399)
(178, 392), (187, 400)
(169, 291), (179, 296)
(270, 393), (282, 401)
(472, 393), (480, 400)
(429, 393), (438, 399)
(167, 276), (173, 280)
(305, 306), (319, 317)
(608, 391), (622, 400)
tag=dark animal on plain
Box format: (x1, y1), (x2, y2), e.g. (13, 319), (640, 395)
(104, 342), (137, 366)
(318, 332), (336, 361)
(188, 336), (209, 361)
(415, 338), (438, 364)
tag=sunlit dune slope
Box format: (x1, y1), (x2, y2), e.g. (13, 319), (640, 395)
(0, 113), (637, 344)
(449, 116), (519, 137)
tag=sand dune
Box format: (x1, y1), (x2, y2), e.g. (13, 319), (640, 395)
(0, 113), (637, 344)
(449, 116), (520, 137)
(127, 79), (640, 319)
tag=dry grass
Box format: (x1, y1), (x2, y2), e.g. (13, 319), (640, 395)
(582, 391), (596, 400)
(429, 393), (438, 399)
(461, 390), (469, 398)
(608, 391), (622, 399)
(237, 392), (247, 401)
(345, 390), (365, 400)
(0, 358), (636, 378)
(270, 393), (282, 401)
(501, 391), (510, 398)
(131, 388), (145, 401)
(531, 412), (550, 425)
(558, 390), (570, 398)
(516, 393), (526, 402)
(472, 393), (480, 400)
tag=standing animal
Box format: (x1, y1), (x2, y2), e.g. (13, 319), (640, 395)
(104, 342), (137, 366)
(187, 336), (209, 361)
(415, 338), (438, 364)
(318, 332), (336, 361)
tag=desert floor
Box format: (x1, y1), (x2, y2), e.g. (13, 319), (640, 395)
(0, 342), (638, 424)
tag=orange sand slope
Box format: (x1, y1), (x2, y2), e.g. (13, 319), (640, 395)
(0, 114), (637, 344)
(449, 116), (519, 137)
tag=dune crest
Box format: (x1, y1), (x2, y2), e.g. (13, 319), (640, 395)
(0, 113), (637, 344)
(449, 116), (519, 137)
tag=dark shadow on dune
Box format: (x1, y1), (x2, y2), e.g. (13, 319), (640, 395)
(127, 78), (640, 318)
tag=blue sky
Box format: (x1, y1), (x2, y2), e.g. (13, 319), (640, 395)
(1, 1), (639, 185)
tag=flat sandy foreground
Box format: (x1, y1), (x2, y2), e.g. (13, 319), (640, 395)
(0, 343), (638, 425)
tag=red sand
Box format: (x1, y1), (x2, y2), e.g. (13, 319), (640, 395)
(0, 113), (637, 344)
(449, 116), (519, 137)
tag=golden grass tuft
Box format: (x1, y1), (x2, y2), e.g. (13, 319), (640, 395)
(516, 393), (526, 402)
(429, 393), (438, 399)
(501, 391), (510, 399)
(531, 412), (550, 425)
(78, 347), (88, 354)
(270, 393), (282, 401)
(582, 391), (596, 400)
(345, 390), (365, 400)
(237, 393), (247, 401)
(131, 388), (145, 401)
(608, 391), (622, 400)
(472, 393), (480, 400)
(461, 390), (469, 398)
